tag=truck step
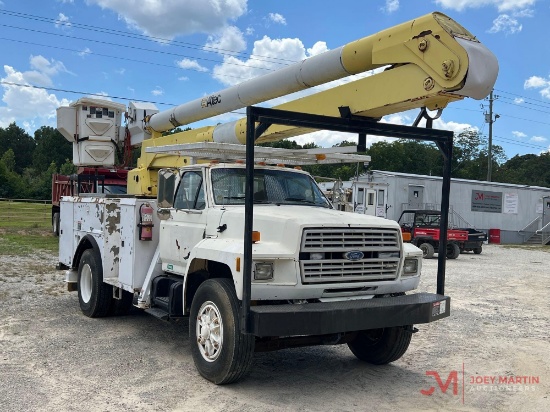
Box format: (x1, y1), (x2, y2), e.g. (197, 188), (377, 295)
(144, 307), (170, 321)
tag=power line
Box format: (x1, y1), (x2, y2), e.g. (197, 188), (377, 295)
(0, 80), (249, 118)
(0, 23), (274, 73)
(498, 97), (550, 115)
(495, 88), (550, 108)
(0, 80), (177, 106)
(0, 9), (296, 66)
(0, 36), (247, 81)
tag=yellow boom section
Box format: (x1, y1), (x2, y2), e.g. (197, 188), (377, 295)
(128, 11), (497, 196)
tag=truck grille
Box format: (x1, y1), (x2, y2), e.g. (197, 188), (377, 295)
(300, 228), (401, 284)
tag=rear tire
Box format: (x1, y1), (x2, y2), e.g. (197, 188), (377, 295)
(473, 246), (482, 254)
(189, 278), (255, 384)
(348, 326), (412, 364)
(446, 242), (460, 259)
(52, 212), (60, 237)
(77, 249), (112, 318)
(419, 242), (435, 259)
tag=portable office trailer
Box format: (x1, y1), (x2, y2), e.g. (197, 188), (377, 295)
(361, 171), (550, 244)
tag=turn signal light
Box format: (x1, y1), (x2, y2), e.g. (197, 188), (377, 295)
(252, 231), (261, 243)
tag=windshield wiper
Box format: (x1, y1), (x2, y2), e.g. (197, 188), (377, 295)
(284, 197), (316, 204)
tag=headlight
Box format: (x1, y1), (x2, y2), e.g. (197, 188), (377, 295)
(402, 258), (418, 276)
(254, 262), (274, 280)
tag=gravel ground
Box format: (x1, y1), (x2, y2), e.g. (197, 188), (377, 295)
(0, 244), (549, 411)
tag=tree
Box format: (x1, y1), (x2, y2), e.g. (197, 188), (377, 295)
(0, 123), (36, 174)
(366, 140), (440, 176)
(59, 159), (77, 175)
(1, 149), (16, 172)
(452, 129), (506, 180)
(32, 126), (73, 171)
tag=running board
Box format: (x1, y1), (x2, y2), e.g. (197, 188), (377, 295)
(145, 307), (170, 321)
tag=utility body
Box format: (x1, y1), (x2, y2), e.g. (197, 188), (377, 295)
(56, 11), (498, 384)
(51, 167), (127, 236)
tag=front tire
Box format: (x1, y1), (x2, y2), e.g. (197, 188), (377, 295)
(189, 278), (255, 384)
(348, 326), (412, 364)
(419, 242), (435, 259)
(78, 249), (112, 318)
(473, 246), (482, 254)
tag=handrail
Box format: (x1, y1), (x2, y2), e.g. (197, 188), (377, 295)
(535, 220), (550, 234)
(518, 216), (541, 234)
(518, 216), (541, 243)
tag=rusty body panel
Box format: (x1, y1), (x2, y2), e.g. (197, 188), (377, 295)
(59, 196), (160, 293)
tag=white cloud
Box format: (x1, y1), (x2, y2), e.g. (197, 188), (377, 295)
(512, 131), (527, 138)
(524, 75), (550, 98)
(307, 41), (329, 57)
(55, 13), (71, 29)
(530, 136), (546, 142)
(87, 0), (247, 39)
(151, 87), (164, 96)
(115, 68), (125, 75)
(30, 55), (71, 77)
(204, 26), (246, 56)
(488, 14), (522, 34)
(513, 8), (534, 17)
(57, 0), (74, 3)
(268, 13), (287, 25)
(293, 130), (357, 148)
(245, 27), (254, 36)
(382, 0), (400, 13)
(78, 47), (92, 57)
(0, 65), (70, 131)
(434, 0), (536, 12)
(178, 76), (189, 81)
(89, 91), (111, 100)
(176, 58), (208, 72)
(514, 97), (524, 104)
(212, 36), (309, 86)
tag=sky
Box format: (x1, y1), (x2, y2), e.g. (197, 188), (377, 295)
(1, 0), (550, 160)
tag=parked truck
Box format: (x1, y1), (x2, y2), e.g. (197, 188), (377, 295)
(56, 11), (497, 384)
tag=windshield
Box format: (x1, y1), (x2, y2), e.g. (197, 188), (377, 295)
(211, 168), (331, 208)
(101, 184), (127, 195)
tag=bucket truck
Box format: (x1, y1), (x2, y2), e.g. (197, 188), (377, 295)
(56, 12), (498, 384)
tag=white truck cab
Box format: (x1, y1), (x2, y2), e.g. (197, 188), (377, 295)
(59, 143), (448, 385)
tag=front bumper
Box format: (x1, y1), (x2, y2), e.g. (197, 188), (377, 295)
(248, 292), (450, 337)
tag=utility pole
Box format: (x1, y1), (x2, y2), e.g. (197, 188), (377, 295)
(485, 90), (499, 181)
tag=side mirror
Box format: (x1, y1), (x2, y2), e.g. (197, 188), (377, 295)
(157, 169), (177, 219)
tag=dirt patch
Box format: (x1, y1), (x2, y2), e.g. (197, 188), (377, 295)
(0, 245), (548, 411)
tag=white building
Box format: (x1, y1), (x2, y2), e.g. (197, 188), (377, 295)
(320, 171), (550, 244)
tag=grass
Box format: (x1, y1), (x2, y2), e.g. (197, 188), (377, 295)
(0, 201), (58, 256)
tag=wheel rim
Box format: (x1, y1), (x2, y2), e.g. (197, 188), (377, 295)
(196, 301), (223, 362)
(362, 328), (385, 346)
(420, 245), (429, 257)
(80, 264), (93, 303)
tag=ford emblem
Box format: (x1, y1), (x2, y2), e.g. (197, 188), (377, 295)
(344, 250), (364, 261)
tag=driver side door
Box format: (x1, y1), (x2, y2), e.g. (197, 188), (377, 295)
(160, 169), (207, 274)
